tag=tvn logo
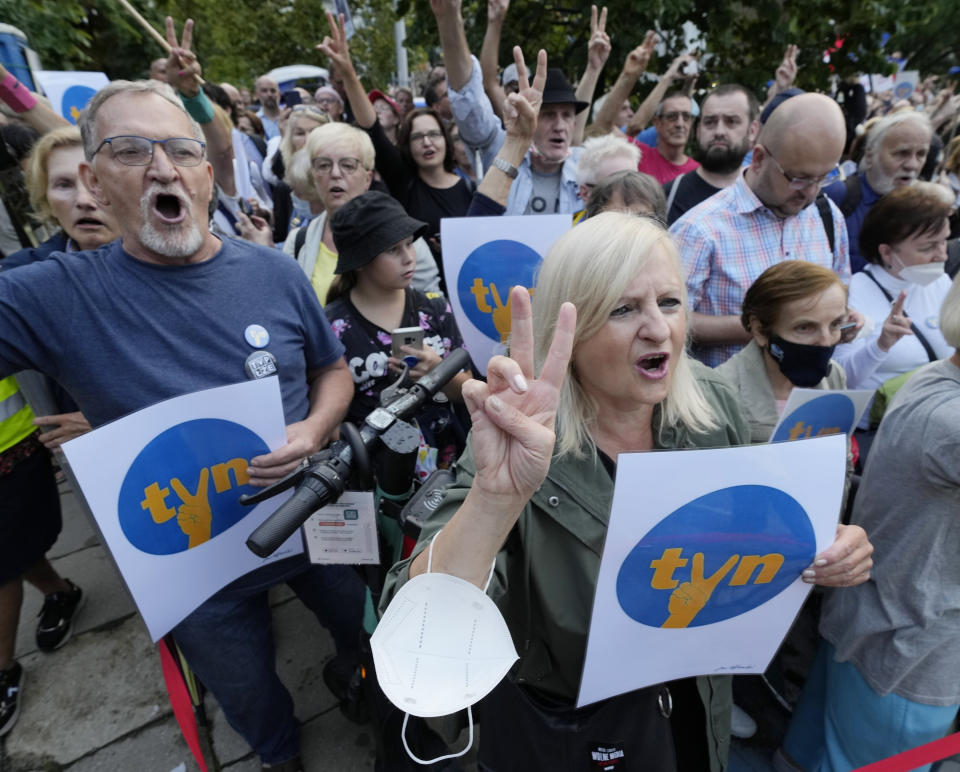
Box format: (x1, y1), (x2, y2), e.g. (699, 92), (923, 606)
(457, 239), (541, 343)
(118, 419), (268, 555)
(616, 485), (816, 628)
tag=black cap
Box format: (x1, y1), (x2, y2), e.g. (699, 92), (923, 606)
(760, 87), (805, 124)
(542, 68), (590, 114)
(331, 191), (429, 274)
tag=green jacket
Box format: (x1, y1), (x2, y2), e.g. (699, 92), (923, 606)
(381, 363), (750, 772)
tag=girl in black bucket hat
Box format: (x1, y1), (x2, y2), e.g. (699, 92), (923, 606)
(325, 191), (470, 479)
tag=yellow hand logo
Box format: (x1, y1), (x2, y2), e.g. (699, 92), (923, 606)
(661, 553), (739, 628)
(169, 468), (213, 548)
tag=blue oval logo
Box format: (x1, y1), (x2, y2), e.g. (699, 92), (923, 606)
(616, 485), (815, 628)
(118, 419), (268, 555)
(456, 239), (541, 342)
(61, 85), (98, 125)
(770, 393), (854, 443)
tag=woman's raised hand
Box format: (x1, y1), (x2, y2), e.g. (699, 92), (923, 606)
(462, 287), (576, 504)
(877, 290), (913, 352)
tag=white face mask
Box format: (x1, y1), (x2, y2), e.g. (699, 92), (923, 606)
(893, 252), (945, 286)
(371, 532), (518, 765)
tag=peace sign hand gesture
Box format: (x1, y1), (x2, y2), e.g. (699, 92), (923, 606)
(164, 17), (202, 97)
(316, 11), (356, 79)
(463, 287), (576, 505)
(586, 5), (611, 71)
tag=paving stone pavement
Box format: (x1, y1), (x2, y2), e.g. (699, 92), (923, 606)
(0, 483), (376, 772)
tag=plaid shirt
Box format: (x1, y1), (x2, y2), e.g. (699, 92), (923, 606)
(670, 174), (850, 367)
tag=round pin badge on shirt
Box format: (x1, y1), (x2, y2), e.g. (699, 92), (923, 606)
(925, 316), (939, 330)
(244, 324), (270, 348)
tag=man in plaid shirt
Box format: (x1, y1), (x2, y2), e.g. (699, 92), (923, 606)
(671, 93), (851, 367)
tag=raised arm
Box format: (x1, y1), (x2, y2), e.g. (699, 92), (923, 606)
(475, 47), (546, 209)
(480, 0), (510, 120)
(164, 17), (236, 196)
(625, 53), (693, 137)
(591, 30), (656, 136)
(409, 287), (576, 586)
(431, 0), (473, 90)
(0, 63), (69, 133)
(572, 5), (611, 146)
(317, 12), (376, 129)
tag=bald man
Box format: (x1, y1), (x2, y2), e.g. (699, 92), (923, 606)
(254, 75), (281, 139)
(670, 93), (852, 366)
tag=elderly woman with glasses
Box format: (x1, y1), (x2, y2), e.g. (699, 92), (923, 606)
(317, 13), (474, 287)
(282, 122), (441, 303)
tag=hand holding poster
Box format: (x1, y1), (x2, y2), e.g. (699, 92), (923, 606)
(441, 214), (570, 374)
(62, 377), (302, 640)
(577, 435), (846, 707)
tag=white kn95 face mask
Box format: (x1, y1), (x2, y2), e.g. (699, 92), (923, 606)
(371, 531), (518, 765)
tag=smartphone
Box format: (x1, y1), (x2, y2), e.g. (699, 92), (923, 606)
(282, 90), (302, 107)
(391, 326), (424, 358)
(238, 197), (255, 218)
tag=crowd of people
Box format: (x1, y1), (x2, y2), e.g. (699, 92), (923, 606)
(1, 3), (959, 771)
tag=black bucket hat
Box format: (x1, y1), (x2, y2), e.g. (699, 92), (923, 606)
(542, 68), (590, 114)
(331, 191), (429, 274)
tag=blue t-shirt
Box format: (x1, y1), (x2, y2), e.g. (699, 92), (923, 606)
(0, 238), (344, 427)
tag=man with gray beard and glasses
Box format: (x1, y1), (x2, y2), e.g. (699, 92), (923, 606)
(0, 77), (362, 771)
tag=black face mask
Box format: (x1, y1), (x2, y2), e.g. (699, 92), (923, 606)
(767, 334), (835, 387)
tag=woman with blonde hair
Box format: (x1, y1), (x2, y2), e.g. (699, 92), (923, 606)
(380, 213), (872, 770)
(5, 125), (118, 269)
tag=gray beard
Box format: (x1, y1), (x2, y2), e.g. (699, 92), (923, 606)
(139, 196), (203, 259)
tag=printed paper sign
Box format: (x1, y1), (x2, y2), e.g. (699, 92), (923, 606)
(62, 377), (302, 641)
(577, 435), (846, 707)
(768, 388), (872, 443)
(303, 491), (379, 565)
(34, 71), (109, 124)
(440, 214), (569, 374)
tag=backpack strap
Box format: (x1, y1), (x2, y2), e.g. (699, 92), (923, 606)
(838, 172), (862, 217)
(815, 193), (836, 257)
(861, 268), (938, 363)
(294, 223), (308, 260)
(665, 172), (685, 223)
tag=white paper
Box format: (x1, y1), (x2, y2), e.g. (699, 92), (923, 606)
(768, 388), (873, 443)
(62, 377), (302, 641)
(577, 436), (846, 707)
(34, 71), (109, 124)
(303, 491), (380, 565)
(440, 214), (570, 374)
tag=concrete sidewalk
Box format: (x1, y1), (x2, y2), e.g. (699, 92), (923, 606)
(1, 482), (376, 772)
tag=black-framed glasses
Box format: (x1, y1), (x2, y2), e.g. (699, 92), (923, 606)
(760, 144), (837, 190)
(311, 156), (363, 175)
(94, 135), (206, 167)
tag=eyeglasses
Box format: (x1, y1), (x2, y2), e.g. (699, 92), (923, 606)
(659, 111), (693, 124)
(316, 97), (341, 107)
(93, 135), (206, 167)
(291, 105), (328, 121)
(311, 156), (363, 175)
(761, 145), (837, 190)
(409, 129), (444, 144)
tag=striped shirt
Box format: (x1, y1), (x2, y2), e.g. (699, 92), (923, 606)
(670, 174), (850, 367)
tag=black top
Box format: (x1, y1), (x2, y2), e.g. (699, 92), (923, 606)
(664, 171), (722, 226)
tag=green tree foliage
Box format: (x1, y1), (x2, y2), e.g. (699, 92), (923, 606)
(4, 0), (954, 97)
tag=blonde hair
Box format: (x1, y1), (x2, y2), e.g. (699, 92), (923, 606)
(279, 108), (330, 168)
(285, 146), (321, 201)
(304, 122), (375, 171)
(940, 273), (960, 349)
(532, 212), (717, 457)
(25, 126), (83, 227)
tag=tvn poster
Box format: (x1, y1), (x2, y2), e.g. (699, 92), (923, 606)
(62, 377), (302, 640)
(577, 435), (846, 707)
(440, 214), (569, 375)
(34, 71), (109, 124)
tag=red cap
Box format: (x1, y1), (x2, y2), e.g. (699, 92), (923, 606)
(368, 89), (400, 115)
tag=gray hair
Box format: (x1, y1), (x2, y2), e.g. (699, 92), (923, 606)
(575, 134), (641, 186)
(584, 170), (667, 223)
(858, 110), (932, 174)
(79, 79), (203, 161)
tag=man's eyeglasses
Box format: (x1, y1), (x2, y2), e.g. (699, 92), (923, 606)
(659, 111), (693, 124)
(93, 135), (206, 167)
(761, 145), (837, 190)
(311, 156), (363, 175)
(409, 129), (444, 144)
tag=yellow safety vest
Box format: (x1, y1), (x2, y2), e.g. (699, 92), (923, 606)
(0, 376), (37, 454)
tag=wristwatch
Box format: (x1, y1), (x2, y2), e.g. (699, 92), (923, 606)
(491, 157), (519, 179)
